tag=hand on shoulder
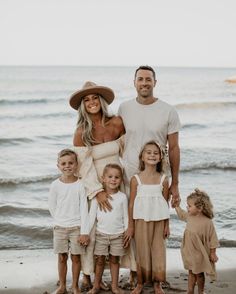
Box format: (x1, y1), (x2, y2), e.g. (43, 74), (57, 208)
(110, 116), (125, 135)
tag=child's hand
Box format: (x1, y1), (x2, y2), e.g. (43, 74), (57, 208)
(210, 251), (218, 263)
(173, 197), (181, 208)
(78, 234), (90, 247)
(123, 227), (134, 248)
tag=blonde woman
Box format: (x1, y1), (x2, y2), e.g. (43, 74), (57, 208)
(69, 81), (136, 290)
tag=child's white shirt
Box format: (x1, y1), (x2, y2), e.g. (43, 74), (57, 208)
(48, 178), (89, 234)
(89, 191), (128, 235)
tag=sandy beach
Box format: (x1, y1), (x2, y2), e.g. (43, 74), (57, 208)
(1, 248), (236, 294)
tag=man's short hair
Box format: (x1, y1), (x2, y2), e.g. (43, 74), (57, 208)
(134, 65), (156, 80)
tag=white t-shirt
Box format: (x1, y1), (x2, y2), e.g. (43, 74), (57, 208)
(48, 178), (89, 234)
(118, 98), (181, 184)
(89, 191), (128, 235)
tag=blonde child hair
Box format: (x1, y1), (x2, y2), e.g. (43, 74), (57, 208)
(102, 163), (123, 177)
(138, 140), (165, 172)
(187, 188), (214, 219)
(57, 148), (78, 162)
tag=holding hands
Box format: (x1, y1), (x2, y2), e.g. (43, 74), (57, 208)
(78, 234), (90, 247)
(169, 183), (180, 208)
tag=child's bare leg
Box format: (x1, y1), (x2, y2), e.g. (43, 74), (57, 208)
(131, 266), (143, 294)
(109, 255), (123, 293)
(196, 272), (205, 294)
(57, 253), (68, 293)
(129, 271), (137, 290)
(71, 254), (81, 294)
(187, 270), (196, 294)
(154, 281), (165, 294)
(88, 255), (105, 294)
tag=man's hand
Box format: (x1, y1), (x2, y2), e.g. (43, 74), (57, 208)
(169, 183), (180, 208)
(123, 226), (134, 248)
(96, 191), (113, 212)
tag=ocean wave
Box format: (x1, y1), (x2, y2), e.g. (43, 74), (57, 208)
(0, 223), (53, 250)
(0, 174), (58, 186)
(176, 101), (236, 110)
(0, 97), (64, 105)
(0, 137), (34, 145)
(181, 163), (236, 172)
(0, 222), (235, 250)
(0, 205), (50, 217)
(181, 123), (207, 130)
(216, 208), (236, 220)
(0, 134), (71, 145)
(0, 111), (73, 120)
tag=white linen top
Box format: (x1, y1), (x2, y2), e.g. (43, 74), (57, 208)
(133, 174), (170, 221)
(48, 178), (89, 234)
(118, 98), (181, 184)
(89, 191), (128, 235)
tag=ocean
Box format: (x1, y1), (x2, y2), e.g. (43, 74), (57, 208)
(0, 66), (236, 251)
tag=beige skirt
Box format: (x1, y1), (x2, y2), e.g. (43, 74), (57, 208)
(135, 219), (166, 282)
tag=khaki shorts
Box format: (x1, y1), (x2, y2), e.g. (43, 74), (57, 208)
(94, 231), (126, 257)
(53, 226), (85, 255)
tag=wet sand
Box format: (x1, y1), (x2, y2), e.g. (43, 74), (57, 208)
(0, 248), (235, 294)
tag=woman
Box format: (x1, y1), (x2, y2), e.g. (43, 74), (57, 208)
(69, 81), (131, 290)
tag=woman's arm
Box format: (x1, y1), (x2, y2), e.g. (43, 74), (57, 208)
(73, 127), (85, 147)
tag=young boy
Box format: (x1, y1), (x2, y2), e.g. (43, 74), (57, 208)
(88, 163), (128, 294)
(49, 149), (89, 294)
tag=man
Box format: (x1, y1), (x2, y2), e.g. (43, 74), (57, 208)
(118, 65), (181, 206)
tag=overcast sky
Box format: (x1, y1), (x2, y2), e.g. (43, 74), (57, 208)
(1, 0), (236, 67)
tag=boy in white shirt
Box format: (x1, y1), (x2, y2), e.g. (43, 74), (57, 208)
(49, 149), (89, 294)
(88, 164), (128, 294)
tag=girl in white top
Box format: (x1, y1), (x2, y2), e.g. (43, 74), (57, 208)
(88, 163), (128, 294)
(125, 140), (170, 294)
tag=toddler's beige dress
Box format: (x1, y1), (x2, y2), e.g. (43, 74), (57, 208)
(74, 138), (136, 275)
(176, 207), (219, 281)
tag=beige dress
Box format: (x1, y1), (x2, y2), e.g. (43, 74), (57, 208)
(74, 138), (136, 274)
(176, 207), (219, 281)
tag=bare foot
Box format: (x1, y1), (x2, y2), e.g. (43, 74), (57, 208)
(80, 274), (92, 291)
(71, 287), (81, 294)
(154, 282), (165, 294)
(131, 284), (143, 294)
(111, 287), (124, 294)
(100, 281), (110, 291)
(87, 287), (100, 294)
(55, 286), (67, 294)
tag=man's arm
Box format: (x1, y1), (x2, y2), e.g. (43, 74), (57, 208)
(167, 132), (180, 207)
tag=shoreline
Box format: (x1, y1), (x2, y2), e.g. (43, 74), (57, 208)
(0, 248), (236, 294)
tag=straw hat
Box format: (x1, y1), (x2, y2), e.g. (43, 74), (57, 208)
(69, 81), (115, 110)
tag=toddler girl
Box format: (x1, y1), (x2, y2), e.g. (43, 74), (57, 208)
(175, 188), (219, 294)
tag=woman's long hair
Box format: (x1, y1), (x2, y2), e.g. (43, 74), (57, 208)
(76, 95), (111, 146)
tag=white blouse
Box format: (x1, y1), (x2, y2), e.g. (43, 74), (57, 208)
(133, 174), (170, 222)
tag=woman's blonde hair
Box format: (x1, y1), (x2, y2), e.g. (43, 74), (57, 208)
(138, 140), (165, 172)
(76, 95), (111, 146)
(187, 188), (214, 219)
